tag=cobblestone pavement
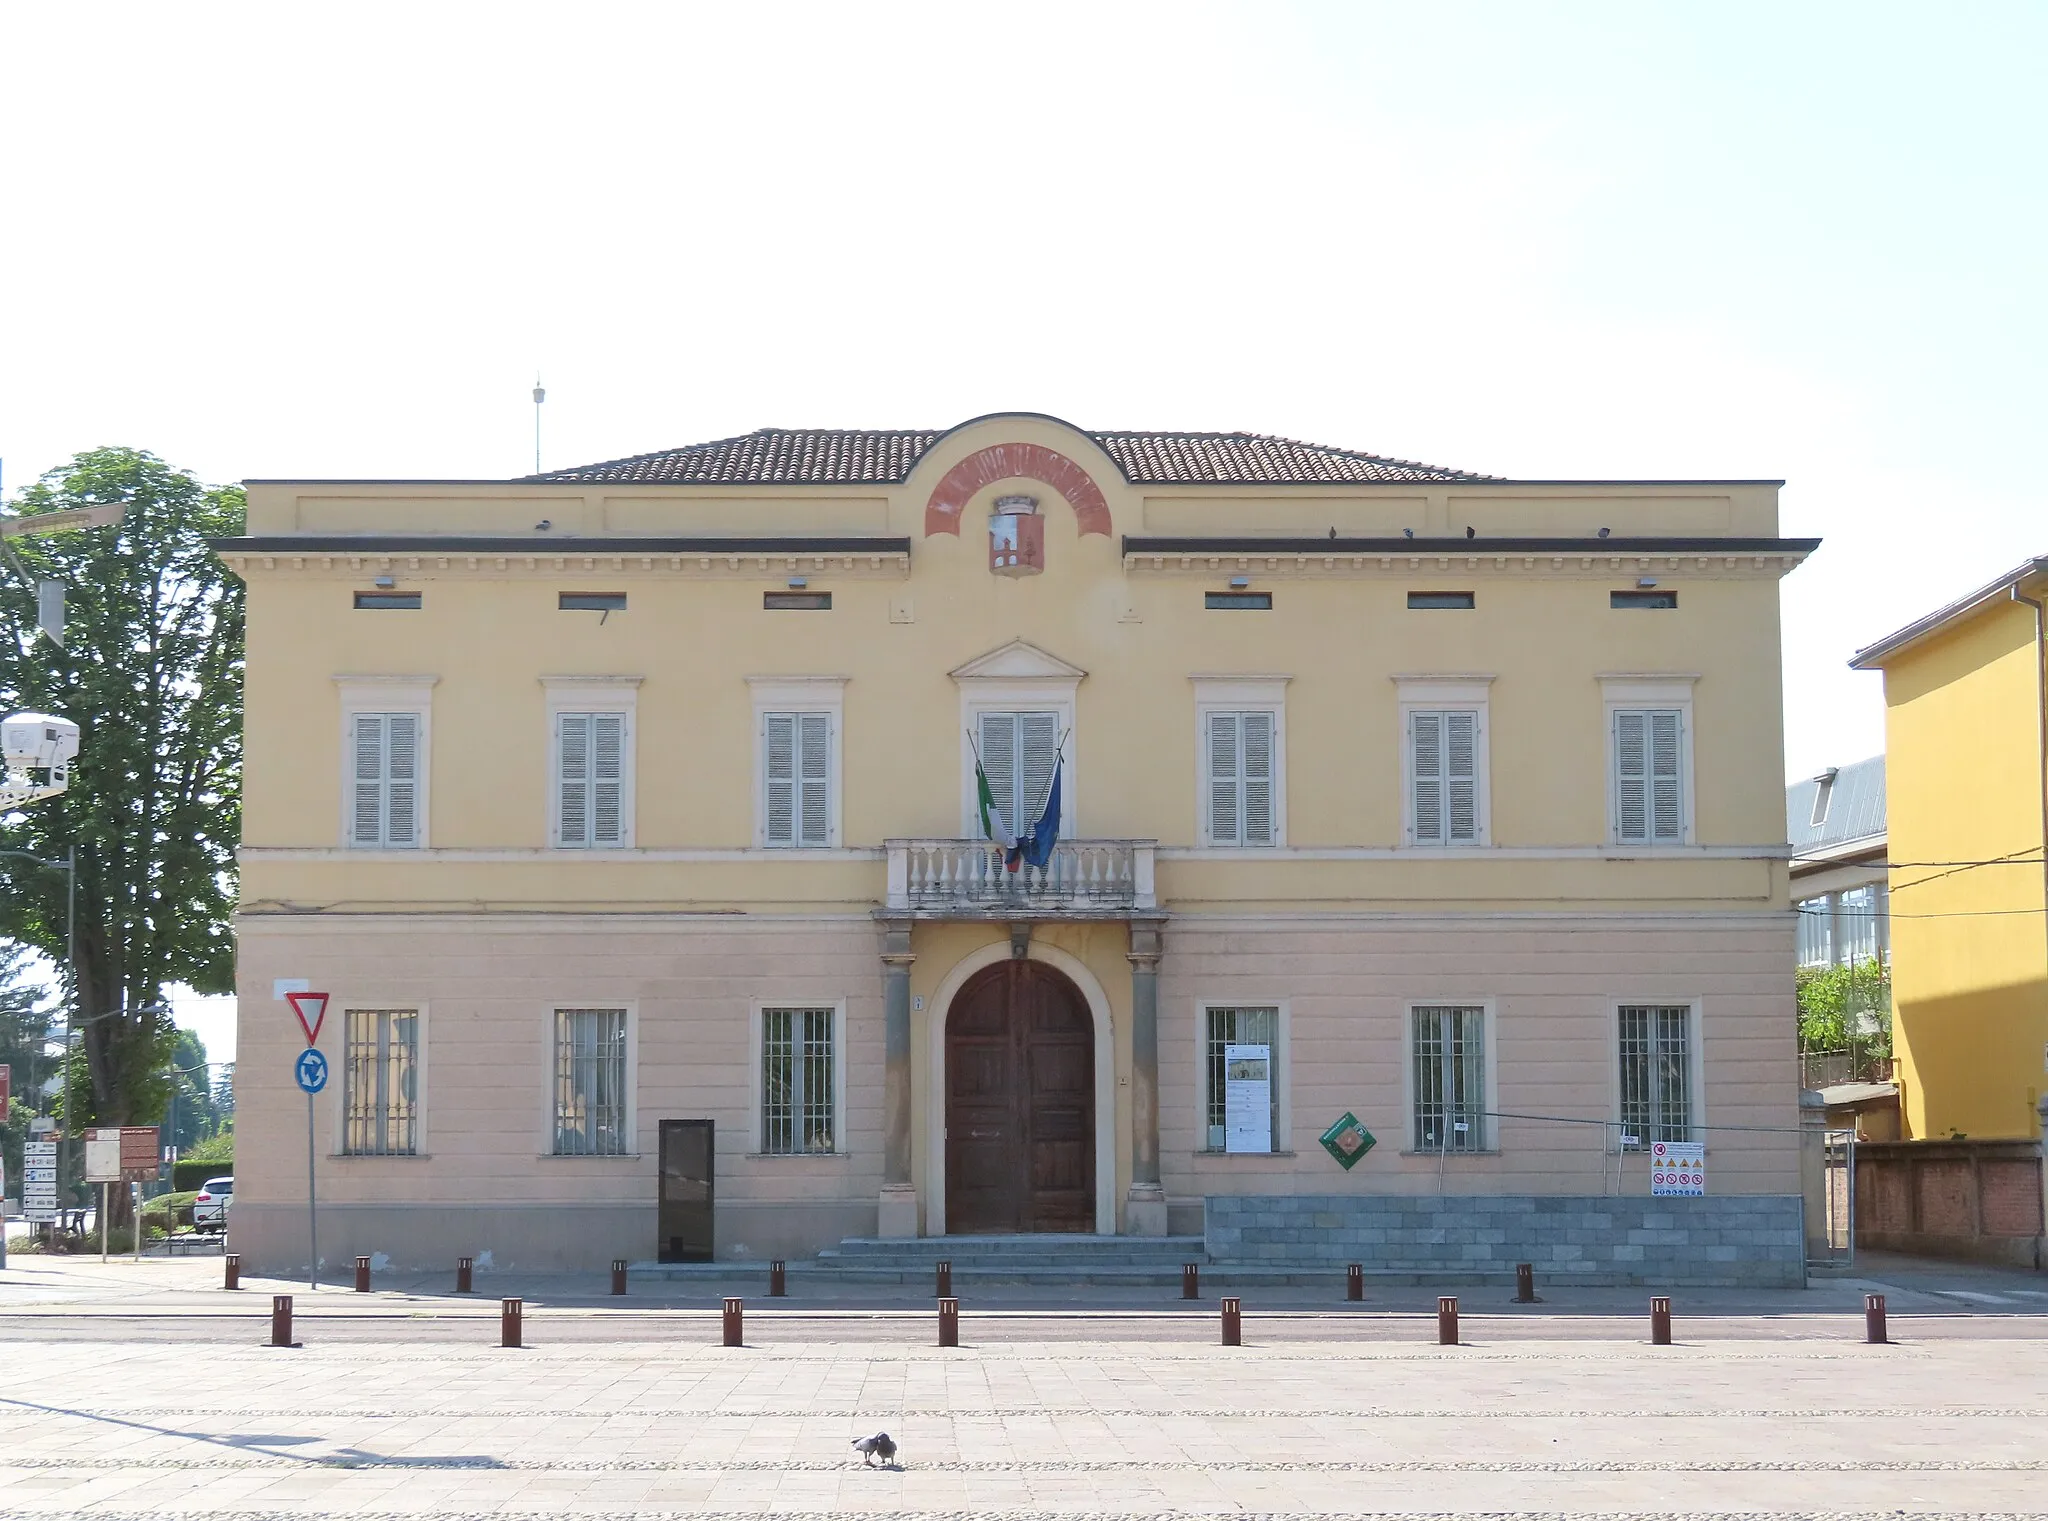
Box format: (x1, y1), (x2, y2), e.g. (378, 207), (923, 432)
(5, 1253), (2048, 1518)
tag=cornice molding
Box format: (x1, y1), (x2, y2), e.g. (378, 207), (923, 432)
(217, 545), (911, 581)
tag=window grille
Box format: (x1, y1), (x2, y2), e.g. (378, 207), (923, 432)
(342, 1008), (418, 1156)
(1203, 1005), (1278, 1151)
(1412, 1005), (1486, 1151)
(761, 1006), (836, 1153)
(350, 712), (419, 848)
(553, 1008), (628, 1155)
(1617, 1003), (1693, 1148)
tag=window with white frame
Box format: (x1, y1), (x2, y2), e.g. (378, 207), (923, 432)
(1408, 710), (1482, 845)
(1411, 1005), (1486, 1151)
(977, 710), (1062, 840)
(763, 713), (832, 847)
(1796, 896), (1833, 967)
(760, 1006), (837, 1153)
(1395, 677), (1490, 847)
(552, 1007), (628, 1155)
(1612, 708), (1685, 844)
(1202, 1004), (1280, 1151)
(349, 713), (421, 848)
(343, 1008), (419, 1156)
(555, 712), (627, 848)
(1617, 1003), (1694, 1148)
(1205, 711), (1276, 846)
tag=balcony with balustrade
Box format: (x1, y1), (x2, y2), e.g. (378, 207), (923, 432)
(883, 838), (1157, 919)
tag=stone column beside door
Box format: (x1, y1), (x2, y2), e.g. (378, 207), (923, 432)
(878, 919), (919, 1238)
(1126, 919), (1167, 1235)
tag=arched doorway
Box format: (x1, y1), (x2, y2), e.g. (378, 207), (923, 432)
(945, 959), (1096, 1234)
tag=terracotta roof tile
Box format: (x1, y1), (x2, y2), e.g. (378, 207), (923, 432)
(525, 427), (1493, 486)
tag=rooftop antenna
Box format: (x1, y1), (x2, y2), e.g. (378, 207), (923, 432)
(532, 376), (546, 474)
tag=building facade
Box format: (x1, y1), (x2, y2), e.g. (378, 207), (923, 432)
(224, 412), (1813, 1277)
(1851, 557), (2048, 1141)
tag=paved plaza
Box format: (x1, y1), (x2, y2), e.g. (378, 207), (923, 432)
(3, 1252), (2048, 1519)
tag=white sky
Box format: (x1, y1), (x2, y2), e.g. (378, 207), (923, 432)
(4, 4), (2043, 1060)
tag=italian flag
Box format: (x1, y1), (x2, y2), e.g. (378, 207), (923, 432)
(976, 761), (1016, 853)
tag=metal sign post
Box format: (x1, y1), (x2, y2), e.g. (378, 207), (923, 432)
(287, 991), (331, 1292)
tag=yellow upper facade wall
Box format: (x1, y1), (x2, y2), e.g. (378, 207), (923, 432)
(229, 414), (1804, 878)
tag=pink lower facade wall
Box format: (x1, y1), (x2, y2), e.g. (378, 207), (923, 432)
(226, 910), (1801, 1274)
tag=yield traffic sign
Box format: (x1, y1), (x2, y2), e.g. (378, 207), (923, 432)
(286, 990), (330, 1046)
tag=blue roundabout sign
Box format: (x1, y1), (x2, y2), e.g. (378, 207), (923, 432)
(294, 1047), (329, 1095)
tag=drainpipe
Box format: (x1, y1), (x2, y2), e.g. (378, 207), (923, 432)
(2013, 579), (2048, 1143)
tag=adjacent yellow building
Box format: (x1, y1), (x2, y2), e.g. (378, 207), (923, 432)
(1851, 558), (2048, 1140)
(222, 412), (1815, 1282)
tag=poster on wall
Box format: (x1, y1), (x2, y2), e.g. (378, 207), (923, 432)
(1223, 1043), (1273, 1154)
(1650, 1140), (1707, 1196)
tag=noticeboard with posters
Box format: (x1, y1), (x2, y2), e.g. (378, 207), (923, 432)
(84, 1126), (161, 1183)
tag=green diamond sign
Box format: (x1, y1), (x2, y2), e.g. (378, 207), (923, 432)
(1319, 1112), (1376, 1170)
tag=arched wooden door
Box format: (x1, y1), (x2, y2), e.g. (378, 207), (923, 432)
(945, 960), (1095, 1234)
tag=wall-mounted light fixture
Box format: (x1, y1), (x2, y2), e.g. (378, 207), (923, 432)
(1229, 575), (1251, 590)
(373, 575), (396, 589)
(1638, 577), (1658, 588)
(787, 575), (808, 589)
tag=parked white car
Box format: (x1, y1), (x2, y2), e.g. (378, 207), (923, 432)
(192, 1176), (233, 1230)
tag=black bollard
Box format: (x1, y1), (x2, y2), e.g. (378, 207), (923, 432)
(1650, 1296), (1672, 1346)
(769, 1260), (786, 1297)
(1437, 1295), (1460, 1345)
(1346, 1263), (1364, 1302)
(1515, 1263), (1536, 1303)
(938, 1295), (959, 1347)
(501, 1297), (523, 1348)
(270, 1294), (294, 1347)
(611, 1258), (627, 1296)
(1865, 1293), (1888, 1345)
(456, 1256), (473, 1294)
(354, 1255), (371, 1293)
(1220, 1296), (1242, 1346)
(935, 1260), (951, 1299)
(1182, 1263), (1200, 1300)
(224, 1254), (241, 1291)
(722, 1297), (743, 1347)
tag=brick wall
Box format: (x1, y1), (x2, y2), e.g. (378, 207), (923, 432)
(1205, 1193), (1806, 1287)
(1852, 1140), (2046, 1271)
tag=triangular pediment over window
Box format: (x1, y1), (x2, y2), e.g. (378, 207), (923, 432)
(948, 639), (1088, 682)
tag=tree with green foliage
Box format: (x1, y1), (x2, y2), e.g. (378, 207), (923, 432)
(0, 449), (243, 1165)
(0, 941), (57, 1189)
(1796, 956), (1892, 1072)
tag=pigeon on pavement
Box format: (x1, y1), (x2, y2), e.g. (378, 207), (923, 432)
(851, 1432), (898, 1467)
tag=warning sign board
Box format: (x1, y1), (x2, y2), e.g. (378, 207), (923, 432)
(1650, 1140), (1706, 1196)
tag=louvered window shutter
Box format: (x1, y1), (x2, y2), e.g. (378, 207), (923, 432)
(385, 713), (419, 847)
(590, 713), (625, 846)
(764, 714), (796, 846)
(1207, 712), (1240, 845)
(1019, 712), (1059, 832)
(798, 712), (830, 846)
(558, 714), (590, 846)
(1411, 712), (1445, 844)
(977, 712), (1015, 832)
(1241, 711), (1274, 846)
(1614, 710), (1649, 843)
(1445, 711), (1478, 844)
(1650, 710), (1682, 843)
(352, 715), (386, 846)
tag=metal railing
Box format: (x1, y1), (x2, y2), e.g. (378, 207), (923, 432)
(884, 838), (1156, 914)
